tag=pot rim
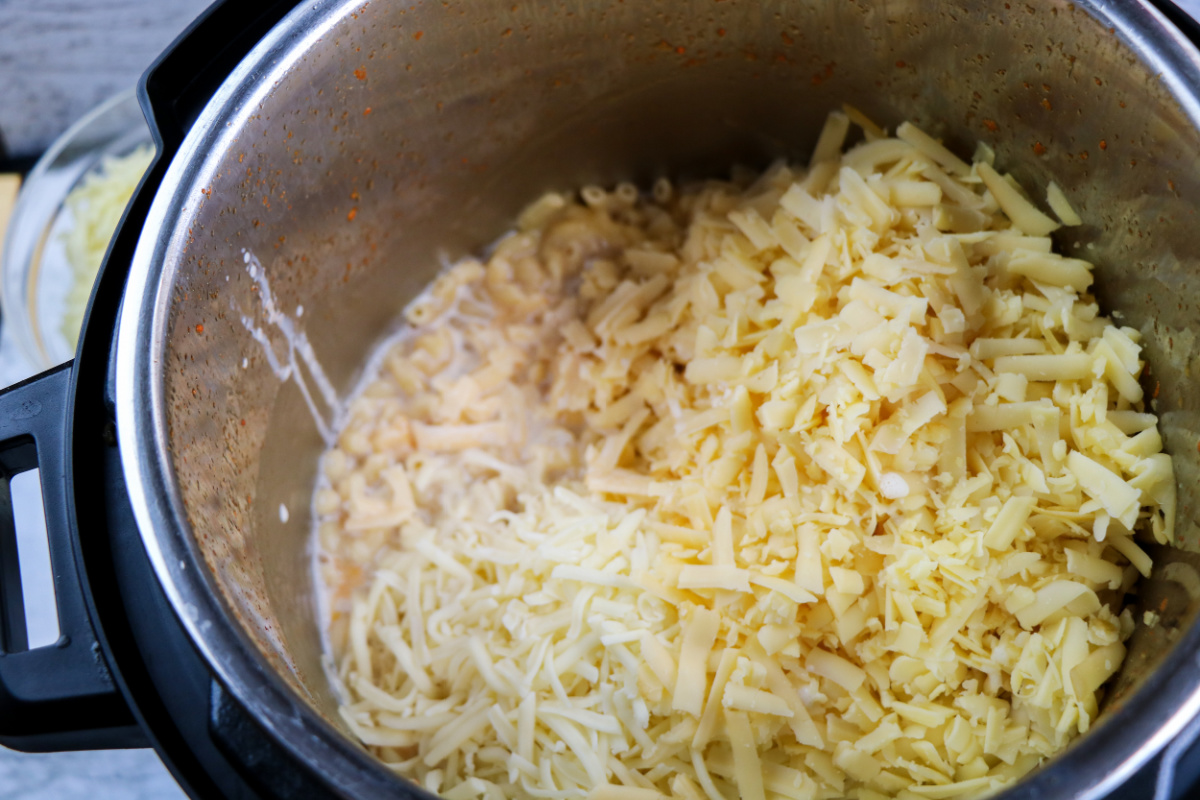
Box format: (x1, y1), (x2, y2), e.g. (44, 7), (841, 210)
(114, 0), (1200, 797)
(116, 0), (415, 795)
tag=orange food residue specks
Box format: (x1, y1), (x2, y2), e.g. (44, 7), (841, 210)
(1099, 139), (1108, 150)
(1080, 150), (1089, 160)
(241, 419), (247, 427)
(413, 30), (423, 40)
(895, 60), (906, 68)
(351, 190), (360, 200)
(195, 324), (204, 334)
(354, 67), (367, 80)
(983, 119), (998, 132)
(781, 32), (793, 46)
(348, 207), (358, 221)
(363, 107), (373, 116)
(675, 45), (686, 54)
(1033, 141), (1046, 156)
(716, 27), (726, 36)
(1041, 98), (1052, 111)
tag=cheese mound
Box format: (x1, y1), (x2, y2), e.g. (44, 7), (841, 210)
(315, 112), (1176, 800)
(60, 144), (154, 345)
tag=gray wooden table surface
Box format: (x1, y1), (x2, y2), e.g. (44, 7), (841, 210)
(0, 0), (210, 159)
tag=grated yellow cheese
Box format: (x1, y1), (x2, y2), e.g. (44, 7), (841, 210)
(315, 115), (1175, 799)
(59, 144), (155, 346)
(1045, 181), (1083, 227)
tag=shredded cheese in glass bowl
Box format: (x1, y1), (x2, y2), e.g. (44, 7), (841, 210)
(313, 109), (1175, 800)
(0, 89), (154, 370)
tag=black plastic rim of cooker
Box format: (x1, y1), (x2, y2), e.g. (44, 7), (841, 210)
(0, 0), (341, 796)
(2, 0), (1200, 798)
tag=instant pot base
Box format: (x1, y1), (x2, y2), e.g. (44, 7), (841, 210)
(120, 0), (1200, 796)
(2, 0), (1200, 798)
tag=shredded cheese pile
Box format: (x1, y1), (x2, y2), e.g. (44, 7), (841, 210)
(59, 144), (154, 345)
(315, 110), (1176, 800)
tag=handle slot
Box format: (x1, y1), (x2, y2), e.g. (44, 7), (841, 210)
(8, 467), (62, 651)
(0, 365), (139, 751)
(0, 440), (42, 656)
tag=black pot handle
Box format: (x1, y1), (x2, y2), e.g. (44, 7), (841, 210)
(0, 0), (301, 755)
(141, 0), (301, 157)
(0, 364), (143, 751)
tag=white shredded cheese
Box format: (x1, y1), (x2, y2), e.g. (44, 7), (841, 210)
(314, 115), (1175, 800)
(60, 144), (155, 346)
(1046, 181), (1084, 226)
(878, 472), (909, 499)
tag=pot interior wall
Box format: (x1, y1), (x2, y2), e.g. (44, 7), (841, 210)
(156, 0), (1200, 780)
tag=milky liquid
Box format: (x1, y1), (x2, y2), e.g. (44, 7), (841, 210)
(305, 261), (499, 702)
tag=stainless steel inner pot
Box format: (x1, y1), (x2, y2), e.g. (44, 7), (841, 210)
(116, 0), (1200, 796)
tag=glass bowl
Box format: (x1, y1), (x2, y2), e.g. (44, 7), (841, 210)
(0, 89), (154, 369)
